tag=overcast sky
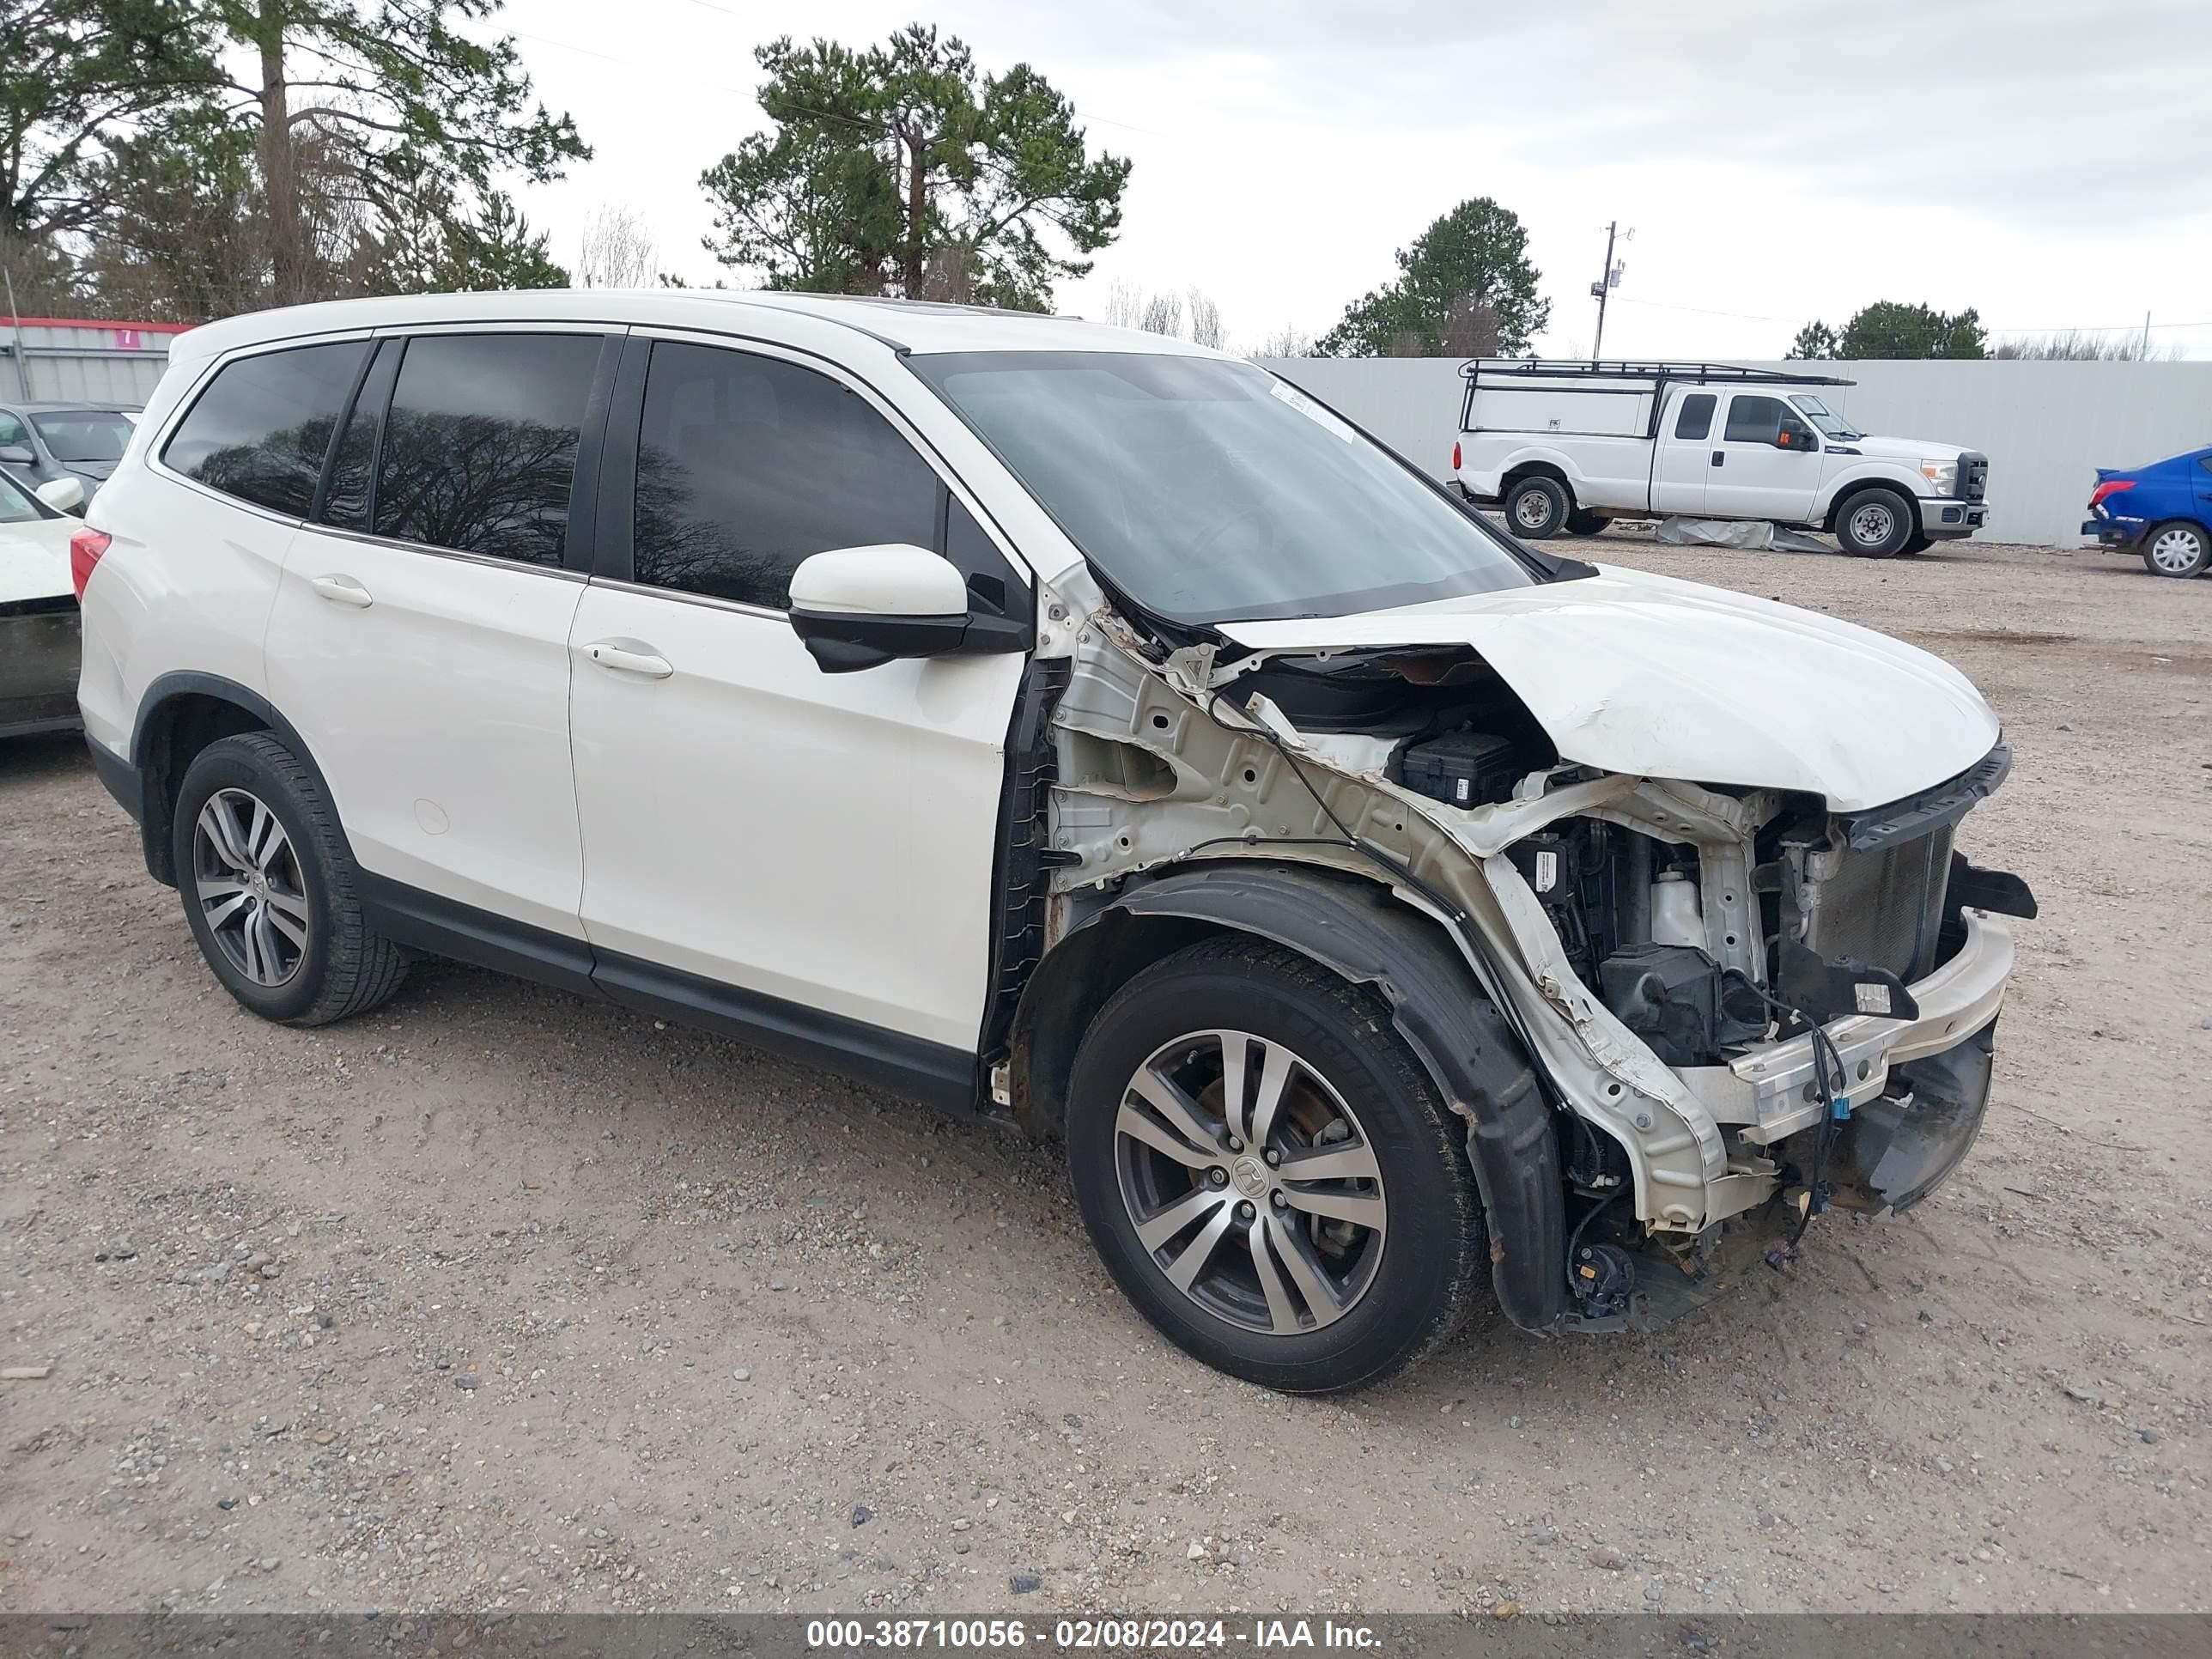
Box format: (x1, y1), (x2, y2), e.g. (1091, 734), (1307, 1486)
(500, 0), (2212, 359)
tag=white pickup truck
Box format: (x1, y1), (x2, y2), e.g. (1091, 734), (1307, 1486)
(1452, 362), (1990, 558)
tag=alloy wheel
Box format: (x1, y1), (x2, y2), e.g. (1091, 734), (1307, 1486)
(191, 787), (310, 988)
(2148, 526), (2205, 574)
(1113, 1030), (1388, 1336)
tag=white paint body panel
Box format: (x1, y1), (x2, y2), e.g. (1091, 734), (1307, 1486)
(1218, 563), (2000, 811)
(567, 586), (1024, 1048)
(0, 513), (73, 605)
(267, 526), (590, 937)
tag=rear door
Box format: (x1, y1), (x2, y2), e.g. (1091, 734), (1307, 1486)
(1650, 390), (1716, 514)
(265, 327), (618, 939)
(1703, 393), (1822, 522)
(565, 332), (1030, 1058)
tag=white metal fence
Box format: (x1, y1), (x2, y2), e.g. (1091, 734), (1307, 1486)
(3, 320), (177, 404)
(1260, 356), (2212, 547)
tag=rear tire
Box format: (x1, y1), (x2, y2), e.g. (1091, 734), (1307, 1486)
(2142, 521), (2209, 578)
(1066, 937), (1482, 1395)
(1833, 487), (1916, 558)
(172, 732), (409, 1026)
(1565, 509), (1608, 537)
(1900, 532), (1932, 556)
(1504, 475), (1571, 539)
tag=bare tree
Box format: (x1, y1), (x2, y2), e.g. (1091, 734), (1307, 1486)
(575, 205), (659, 289)
(1185, 287), (1223, 349)
(915, 237), (976, 303)
(1992, 329), (2177, 361)
(1138, 289), (1183, 337)
(1102, 277), (1144, 330)
(1437, 291), (1503, 357)
(1249, 325), (1316, 358)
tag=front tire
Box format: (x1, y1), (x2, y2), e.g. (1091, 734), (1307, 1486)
(1833, 487), (1917, 558)
(2142, 521), (2209, 578)
(1066, 938), (1482, 1394)
(1504, 475), (1571, 539)
(172, 732), (409, 1026)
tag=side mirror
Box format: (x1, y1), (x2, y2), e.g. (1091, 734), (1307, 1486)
(788, 543), (1019, 674)
(0, 444), (33, 466)
(34, 476), (84, 514)
(1777, 423), (1819, 452)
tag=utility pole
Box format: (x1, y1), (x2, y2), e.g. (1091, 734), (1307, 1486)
(2142, 311), (2152, 358)
(1589, 222), (1624, 361)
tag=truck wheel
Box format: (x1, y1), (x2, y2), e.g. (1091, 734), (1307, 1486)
(2142, 521), (2209, 578)
(1834, 487), (1916, 558)
(1504, 476), (1570, 538)
(1565, 510), (1608, 537)
(1066, 937), (1482, 1395)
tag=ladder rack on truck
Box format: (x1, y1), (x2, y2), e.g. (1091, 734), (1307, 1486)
(1460, 360), (1855, 442)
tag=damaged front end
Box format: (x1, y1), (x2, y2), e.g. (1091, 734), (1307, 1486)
(1038, 603), (2033, 1334)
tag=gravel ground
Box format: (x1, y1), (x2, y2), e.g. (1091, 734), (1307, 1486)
(3, 534), (2208, 1619)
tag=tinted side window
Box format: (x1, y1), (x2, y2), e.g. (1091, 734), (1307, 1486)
(1724, 395), (1786, 445)
(633, 343), (941, 609)
(162, 343), (368, 516)
(1674, 393), (1716, 441)
(0, 410), (28, 447)
(374, 333), (600, 565)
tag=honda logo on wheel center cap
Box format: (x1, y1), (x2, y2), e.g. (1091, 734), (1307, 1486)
(1230, 1156), (1267, 1198)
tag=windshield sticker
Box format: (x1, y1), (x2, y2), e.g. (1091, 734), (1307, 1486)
(1268, 380), (1358, 441)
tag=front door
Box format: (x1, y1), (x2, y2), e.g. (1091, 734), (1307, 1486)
(267, 328), (616, 938)
(1703, 392), (1823, 522)
(566, 335), (1030, 1056)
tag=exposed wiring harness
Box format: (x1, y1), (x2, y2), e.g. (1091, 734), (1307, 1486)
(1723, 967), (1852, 1247)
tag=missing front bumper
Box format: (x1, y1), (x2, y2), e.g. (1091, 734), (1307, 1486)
(1680, 909), (2014, 1150)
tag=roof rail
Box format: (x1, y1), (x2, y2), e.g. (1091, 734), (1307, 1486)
(1460, 358), (1854, 387)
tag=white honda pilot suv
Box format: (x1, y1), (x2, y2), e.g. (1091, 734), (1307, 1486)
(76, 291), (2035, 1393)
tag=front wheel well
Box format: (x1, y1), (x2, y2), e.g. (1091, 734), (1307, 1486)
(1824, 479), (1921, 534)
(1006, 908), (1229, 1137)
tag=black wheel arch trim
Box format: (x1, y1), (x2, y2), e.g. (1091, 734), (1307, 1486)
(125, 672), (349, 888)
(1054, 862), (1568, 1334)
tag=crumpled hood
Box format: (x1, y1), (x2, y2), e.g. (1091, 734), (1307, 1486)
(1215, 565), (2001, 812)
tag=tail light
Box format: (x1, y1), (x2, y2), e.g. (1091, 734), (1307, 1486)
(2089, 478), (2136, 508)
(69, 527), (112, 600)
(1452, 441), (1462, 470)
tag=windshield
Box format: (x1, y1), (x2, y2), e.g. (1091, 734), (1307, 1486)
(0, 469), (44, 524)
(908, 351), (1537, 624)
(1790, 395), (1862, 441)
(31, 410), (134, 463)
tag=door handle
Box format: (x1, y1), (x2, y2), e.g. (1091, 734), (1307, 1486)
(1711, 450), (1725, 467)
(584, 639), (674, 679)
(309, 574), (373, 608)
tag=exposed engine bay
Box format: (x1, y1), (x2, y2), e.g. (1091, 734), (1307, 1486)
(1036, 600), (2034, 1333)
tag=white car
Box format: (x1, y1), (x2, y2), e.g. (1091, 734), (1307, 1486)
(0, 467), (90, 737)
(1454, 361), (1990, 556)
(75, 292), (2034, 1392)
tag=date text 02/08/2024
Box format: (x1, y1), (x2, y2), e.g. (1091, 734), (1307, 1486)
(805, 1618), (1383, 1650)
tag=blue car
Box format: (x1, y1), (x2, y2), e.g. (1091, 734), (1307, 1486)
(2081, 444), (2212, 578)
